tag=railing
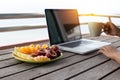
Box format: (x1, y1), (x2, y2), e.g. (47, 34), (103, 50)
(79, 13), (120, 22)
(0, 13), (46, 32)
(0, 13), (45, 19)
(0, 13), (120, 32)
(0, 13), (120, 49)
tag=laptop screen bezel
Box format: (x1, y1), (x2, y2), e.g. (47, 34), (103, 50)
(45, 9), (82, 45)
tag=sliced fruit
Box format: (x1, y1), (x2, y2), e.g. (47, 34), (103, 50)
(42, 44), (48, 49)
(12, 44), (62, 63)
(13, 47), (50, 62)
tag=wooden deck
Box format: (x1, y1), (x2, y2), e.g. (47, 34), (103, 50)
(0, 34), (120, 80)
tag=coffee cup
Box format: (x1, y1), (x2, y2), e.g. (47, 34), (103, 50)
(88, 22), (104, 37)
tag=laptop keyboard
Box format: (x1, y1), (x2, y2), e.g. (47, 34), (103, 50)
(60, 40), (92, 48)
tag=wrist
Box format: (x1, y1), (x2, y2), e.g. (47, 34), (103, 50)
(112, 52), (120, 60)
(112, 52), (120, 64)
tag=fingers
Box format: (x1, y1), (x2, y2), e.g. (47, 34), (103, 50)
(107, 22), (116, 30)
(106, 22), (118, 31)
(98, 45), (118, 59)
(98, 46), (107, 54)
(103, 22), (111, 34)
(103, 22), (118, 36)
(97, 49), (104, 54)
(98, 45), (114, 53)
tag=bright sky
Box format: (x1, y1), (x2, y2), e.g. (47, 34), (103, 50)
(0, 0), (120, 46)
(0, 0), (120, 14)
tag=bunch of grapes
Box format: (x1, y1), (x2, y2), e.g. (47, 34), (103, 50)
(32, 45), (61, 59)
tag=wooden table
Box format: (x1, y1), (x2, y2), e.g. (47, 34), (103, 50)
(0, 35), (120, 80)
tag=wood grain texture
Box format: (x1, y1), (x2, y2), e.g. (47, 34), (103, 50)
(0, 54), (12, 61)
(0, 35), (119, 80)
(0, 59), (21, 69)
(0, 48), (13, 55)
(0, 52), (74, 79)
(1, 52), (98, 80)
(70, 60), (119, 80)
(34, 54), (109, 80)
(102, 69), (120, 80)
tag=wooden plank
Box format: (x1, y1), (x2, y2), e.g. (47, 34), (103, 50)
(91, 35), (113, 41)
(0, 35), (114, 61)
(33, 54), (109, 80)
(0, 52), (99, 80)
(0, 52), (74, 79)
(111, 41), (120, 48)
(0, 40), (116, 70)
(0, 63), (39, 79)
(102, 69), (120, 80)
(69, 60), (119, 80)
(0, 36), (117, 69)
(84, 35), (113, 41)
(0, 59), (21, 69)
(0, 35), (119, 80)
(103, 37), (120, 43)
(0, 51), (73, 70)
(0, 36), (107, 69)
(0, 48), (13, 55)
(82, 34), (108, 40)
(0, 54), (12, 61)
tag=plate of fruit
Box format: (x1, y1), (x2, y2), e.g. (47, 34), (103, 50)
(12, 44), (63, 63)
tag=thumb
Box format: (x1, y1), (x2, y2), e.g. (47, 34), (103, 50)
(108, 22), (116, 30)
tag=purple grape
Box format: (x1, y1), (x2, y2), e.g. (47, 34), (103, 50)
(31, 50), (46, 57)
(37, 50), (46, 56)
(45, 49), (57, 59)
(51, 45), (59, 52)
(56, 50), (61, 57)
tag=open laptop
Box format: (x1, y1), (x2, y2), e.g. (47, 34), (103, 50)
(45, 9), (110, 54)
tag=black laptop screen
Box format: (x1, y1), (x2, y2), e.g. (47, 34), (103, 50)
(45, 9), (82, 45)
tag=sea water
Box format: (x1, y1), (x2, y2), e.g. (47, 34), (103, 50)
(0, 17), (120, 46)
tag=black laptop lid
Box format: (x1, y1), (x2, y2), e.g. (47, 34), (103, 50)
(45, 9), (81, 45)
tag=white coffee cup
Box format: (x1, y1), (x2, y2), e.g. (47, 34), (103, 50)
(88, 22), (104, 37)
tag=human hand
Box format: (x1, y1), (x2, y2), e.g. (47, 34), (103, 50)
(104, 22), (120, 36)
(98, 45), (119, 59)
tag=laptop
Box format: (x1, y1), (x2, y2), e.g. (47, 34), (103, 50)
(45, 9), (110, 54)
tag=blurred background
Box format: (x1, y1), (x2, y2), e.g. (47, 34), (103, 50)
(0, 0), (120, 47)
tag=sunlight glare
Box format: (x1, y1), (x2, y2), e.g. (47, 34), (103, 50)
(77, 0), (120, 14)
